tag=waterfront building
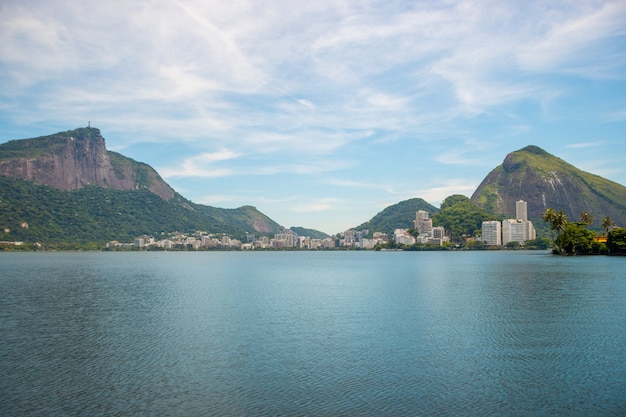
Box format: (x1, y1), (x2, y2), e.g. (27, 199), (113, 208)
(482, 221), (502, 246)
(394, 229), (416, 245)
(502, 219), (535, 245)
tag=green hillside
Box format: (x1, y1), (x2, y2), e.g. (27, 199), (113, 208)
(289, 226), (329, 239)
(355, 198), (439, 235)
(0, 176), (282, 248)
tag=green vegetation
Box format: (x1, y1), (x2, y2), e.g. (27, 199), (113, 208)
(555, 223), (598, 255)
(356, 198), (438, 236)
(542, 207), (621, 255)
(431, 195), (497, 244)
(0, 176), (282, 249)
(290, 227), (328, 240)
(0, 127), (99, 159)
(523, 237), (551, 250)
(607, 228), (626, 255)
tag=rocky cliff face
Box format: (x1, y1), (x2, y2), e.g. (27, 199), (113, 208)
(0, 127), (175, 200)
(471, 145), (626, 226)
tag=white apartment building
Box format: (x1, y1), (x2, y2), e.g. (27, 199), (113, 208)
(394, 229), (416, 245)
(516, 200), (528, 221)
(502, 219), (536, 245)
(482, 221), (502, 245)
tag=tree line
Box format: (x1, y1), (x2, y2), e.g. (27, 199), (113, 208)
(542, 208), (625, 255)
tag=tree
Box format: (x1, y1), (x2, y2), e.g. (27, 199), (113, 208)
(607, 227), (626, 255)
(601, 216), (616, 235)
(580, 211), (593, 225)
(506, 241), (521, 250)
(552, 210), (569, 234)
(440, 194), (472, 210)
(555, 223), (595, 255)
(543, 208), (568, 250)
(542, 208), (556, 242)
(524, 237), (551, 250)
(432, 197), (495, 244)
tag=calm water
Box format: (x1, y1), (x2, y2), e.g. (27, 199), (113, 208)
(1, 251), (625, 416)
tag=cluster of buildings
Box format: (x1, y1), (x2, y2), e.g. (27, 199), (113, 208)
(113, 207), (454, 251)
(394, 210), (447, 246)
(112, 207), (453, 251)
(108, 230), (345, 251)
(116, 202), (539, 251)
(481, 200), (536, 246)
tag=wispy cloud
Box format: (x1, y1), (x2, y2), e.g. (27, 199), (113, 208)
(1, 0), (625, 232)
(323, 178), (396, 194)
(566, 141), (606, 149)
(602, 109), (626, 123)
(161, 149), (241, 178)
(415, 181), (479, 206)
(517, 1), (626, 76)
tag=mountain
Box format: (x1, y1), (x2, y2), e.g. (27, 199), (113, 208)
(0, 127), (175, 200)
(471, 145), (626, 228)
(0, 127), (284, 245)
(355, 198), (439, 235)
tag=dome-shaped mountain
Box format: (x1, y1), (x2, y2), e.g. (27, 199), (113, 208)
(471, 145), (626, 226)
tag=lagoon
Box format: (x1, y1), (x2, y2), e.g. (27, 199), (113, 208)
(1, 251), (625, 416)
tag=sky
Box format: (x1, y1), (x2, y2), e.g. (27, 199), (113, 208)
(1, 0), (626, 234)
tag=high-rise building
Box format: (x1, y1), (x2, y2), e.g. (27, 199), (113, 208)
(516, 200), (528, 221)
(482, 221), (502, 246)
(502, 218), (536, 245)
(414, 210), (432, 235)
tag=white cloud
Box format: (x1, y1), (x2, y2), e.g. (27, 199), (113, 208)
(161, 149), (241, 178)
(415, 181), (479, 206)
(517, 1), (626, 75)
(196, 194), (239, 205)
(1, 0), (625, 233)
(566, 141), (606, 149)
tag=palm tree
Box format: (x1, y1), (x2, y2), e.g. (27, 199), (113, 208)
(601, 216), (616, 235)
(543, 208), (568, 251)
(551, 210), (568, 253)
(543, 208), (557, 242)
(553, 210), (568, 233)
(543, 208), (568, 233)
(580, 211), (593, 225)
(542, 208), (555, 224)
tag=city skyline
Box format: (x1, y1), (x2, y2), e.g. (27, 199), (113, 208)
(1, 1), (625, 234)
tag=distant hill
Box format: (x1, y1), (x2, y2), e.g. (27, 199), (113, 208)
(289, 227), (329, 240)
(0, 128), (284, 245)
(471, 145), (626, 228)
(355, 198), (439, 235)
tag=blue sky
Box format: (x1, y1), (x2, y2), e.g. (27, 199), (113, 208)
(1, 0), (625, 234)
